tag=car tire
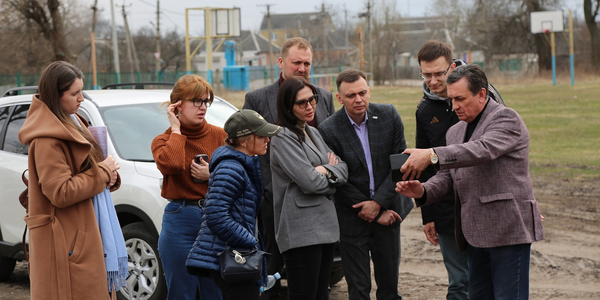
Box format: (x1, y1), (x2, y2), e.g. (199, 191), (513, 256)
(0, 256), (16, 281)
(117, 222), (167, 300)
(329, 264), (344, 286)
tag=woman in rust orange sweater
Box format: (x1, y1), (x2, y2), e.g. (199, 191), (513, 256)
(151, 74), (226, 300)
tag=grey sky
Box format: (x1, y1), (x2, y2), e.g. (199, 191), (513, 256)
(95, 0), (435, 34)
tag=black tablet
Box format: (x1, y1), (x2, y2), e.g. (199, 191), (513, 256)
(390, 153), (410, 182)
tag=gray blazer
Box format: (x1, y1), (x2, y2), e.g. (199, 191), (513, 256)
(422, 100), (544, 251)
(318, 103), (414, 235)
(243, 81), (335, 202)
(270, 126), (348, 253)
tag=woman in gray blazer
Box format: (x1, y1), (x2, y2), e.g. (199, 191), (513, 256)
(270, 77), (348, 300)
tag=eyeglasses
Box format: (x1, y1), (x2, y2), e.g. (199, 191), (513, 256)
(181, 98), (212, 108)
(294, 94), (319, 109)
(420, 64), (452, 81)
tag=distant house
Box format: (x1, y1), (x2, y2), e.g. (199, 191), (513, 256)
(191, 30), (280, 72)
(259, 11), (350, 68)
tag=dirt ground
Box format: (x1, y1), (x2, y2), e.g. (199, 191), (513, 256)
(1, 175), (598, 300)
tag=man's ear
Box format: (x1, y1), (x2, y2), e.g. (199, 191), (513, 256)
(336, 93), (343, 105)
(478, 88), (487, 101)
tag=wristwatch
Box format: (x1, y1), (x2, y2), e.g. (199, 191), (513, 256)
(326, 170), (333, 179)
(429, 148), (439, 165)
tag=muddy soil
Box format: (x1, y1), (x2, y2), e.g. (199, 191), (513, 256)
(1, 175), (598, 299)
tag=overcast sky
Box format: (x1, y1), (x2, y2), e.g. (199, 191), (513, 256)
(94, 0), (584, 36)
(94, 0), (436, 34)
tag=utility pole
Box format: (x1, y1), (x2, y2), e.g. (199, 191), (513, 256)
(344, 6), (348, 50)
(259, 4), (275, 82)
(121, 3), (134, 82)
(322, 4), (329, 67)
(110, 0), (120, 83)
(358, 27), (364, 71)
(155, 1), (161, 80)
(91, 0), (99, 89)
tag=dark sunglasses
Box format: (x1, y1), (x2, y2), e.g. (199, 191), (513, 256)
(181, 98), (212, 108)
(294, 94), (319, 109)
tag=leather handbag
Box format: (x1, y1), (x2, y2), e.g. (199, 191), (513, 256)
(217, 246), (268, 283)
(217, 200), (269, 283)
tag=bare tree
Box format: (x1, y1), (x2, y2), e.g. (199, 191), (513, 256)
(7, 0), (72, 62)
(584, 0), (600, 73)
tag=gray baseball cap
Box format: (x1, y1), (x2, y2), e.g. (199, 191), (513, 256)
(224, 109), (281, 139)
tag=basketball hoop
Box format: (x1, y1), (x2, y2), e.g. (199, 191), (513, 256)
(544, 29), (550, 34)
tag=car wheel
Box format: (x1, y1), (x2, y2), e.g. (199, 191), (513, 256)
(117, 222), (167, 300)
(329, 264), (344, 286)
(0, 256), (16, 281)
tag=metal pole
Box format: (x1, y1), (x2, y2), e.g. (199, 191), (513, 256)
(205, 7), (213, 85)
(91, 0), (99, 89)
(155, 1), (161, 81)
(551, 31), (556, 86)
(185, 9), (191, 74)
(267, 5), (274, 82)
(569, 10), (575, 86)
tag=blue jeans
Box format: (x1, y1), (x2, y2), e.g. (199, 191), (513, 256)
(438, 233), (469, 300)
(158, 200), (222, 300)
(467, 243), (531, 300)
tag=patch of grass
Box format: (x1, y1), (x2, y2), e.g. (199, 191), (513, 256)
(221, 79), (600, 179)
(369, 80), (600, 179)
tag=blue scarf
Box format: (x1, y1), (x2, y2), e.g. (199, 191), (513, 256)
(93, 188), (128, 292)
(70, 114), (128, 291)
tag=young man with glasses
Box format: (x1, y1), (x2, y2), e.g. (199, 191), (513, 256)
(413, 40), (470, 300)
(243, 37), (335, 300)
(318, 69), (414, 300)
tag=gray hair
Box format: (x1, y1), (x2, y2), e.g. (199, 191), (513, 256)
(446, 64), (488, 97)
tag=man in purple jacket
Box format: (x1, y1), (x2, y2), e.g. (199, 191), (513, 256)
(396, 64), (544, 300)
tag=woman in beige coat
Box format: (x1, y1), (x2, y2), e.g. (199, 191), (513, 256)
(18, 61), (121, 300)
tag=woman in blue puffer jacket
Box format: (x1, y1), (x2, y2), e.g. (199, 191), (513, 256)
(186, 109), (281, 300)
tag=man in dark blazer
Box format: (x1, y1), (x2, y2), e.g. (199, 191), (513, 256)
(318, 69), (414, 300)
(397, 64), (544, 299)
(243, 37), (335, 300)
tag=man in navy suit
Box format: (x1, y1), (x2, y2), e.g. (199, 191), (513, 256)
(397, 64), (544, 299)
(243, 37), (335, 300)
(319, 69), (414, 300)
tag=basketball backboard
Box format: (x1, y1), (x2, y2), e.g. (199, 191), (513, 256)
(209, 8), (241, 37)
(531, 10), (564, 34)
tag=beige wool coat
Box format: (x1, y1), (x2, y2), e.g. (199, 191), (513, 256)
(18, 96), (120, 300)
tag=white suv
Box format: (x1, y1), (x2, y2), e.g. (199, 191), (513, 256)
(0, 85), (238, 300)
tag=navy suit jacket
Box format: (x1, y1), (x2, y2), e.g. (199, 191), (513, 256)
(319, 103), (414, 235)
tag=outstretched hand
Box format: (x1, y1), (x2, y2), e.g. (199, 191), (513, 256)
(395, 180), (425, 199)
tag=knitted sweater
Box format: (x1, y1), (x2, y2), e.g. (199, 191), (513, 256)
(151, 120), (226, 200)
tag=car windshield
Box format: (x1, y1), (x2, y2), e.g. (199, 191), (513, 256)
(99, 100), (236, 161)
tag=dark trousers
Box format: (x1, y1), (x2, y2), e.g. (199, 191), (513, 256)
(340, 222), (402, 300)
(209, 270), (260, 300)
(467, 243), (531, 300)
(283, 243), (335, 300)
(259, 196), (285, 300)
(438, 233), (469, 300)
